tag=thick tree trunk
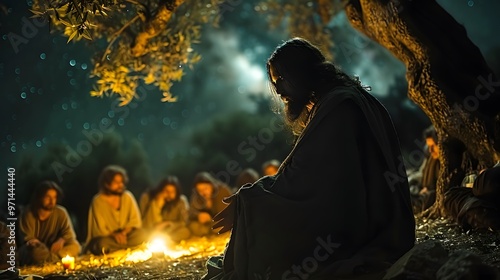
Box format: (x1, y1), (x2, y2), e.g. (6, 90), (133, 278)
(343, 0), (500, 217)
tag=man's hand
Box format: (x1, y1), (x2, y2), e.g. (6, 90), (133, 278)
(26, 239), (41, 247)
(112, 231), (127, 245)
(50, 238), (65, 253)
(198, 212), (212, 224)
(212, 195), (236, 234)
(419, 187), (429, 195)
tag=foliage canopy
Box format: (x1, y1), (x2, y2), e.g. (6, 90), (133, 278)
(31, 0), (343, 105)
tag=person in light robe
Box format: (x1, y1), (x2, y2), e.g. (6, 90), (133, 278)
(142, 176), (191, 242)
(19, 181), (80, 265)
(86, 165), (147, 255)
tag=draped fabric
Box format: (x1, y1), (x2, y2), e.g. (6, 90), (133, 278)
(86, 190), (142, 242)
(20, 206), (78, 245)
(205, 86), (415, 280)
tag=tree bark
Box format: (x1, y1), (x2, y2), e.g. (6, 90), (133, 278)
(343, 0), (500, 217)
(131, 0), (185, 57)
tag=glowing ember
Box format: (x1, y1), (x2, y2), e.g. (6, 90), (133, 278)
(164, 247), (191, 259)
(124, 249), (152, 263)
(148, 237), (167, 254)
(19, 235), (230, 277)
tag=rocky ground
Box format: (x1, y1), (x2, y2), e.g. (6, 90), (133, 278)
(414, 217), (500, 269)
(17, 218), (500, 279)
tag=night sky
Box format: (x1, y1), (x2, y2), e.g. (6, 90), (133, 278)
(1, 0), (499, 209)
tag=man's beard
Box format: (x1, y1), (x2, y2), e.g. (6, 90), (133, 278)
(104, 187), (125, 195)
(41, 204), (55, 211)
(284, 99), (314, 137)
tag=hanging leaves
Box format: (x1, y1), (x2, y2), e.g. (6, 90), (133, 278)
(32, 0), (224, 105)
(256, 0), (343, 61)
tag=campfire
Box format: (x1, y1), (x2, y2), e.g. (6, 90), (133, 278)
(19, 234), (230, 278)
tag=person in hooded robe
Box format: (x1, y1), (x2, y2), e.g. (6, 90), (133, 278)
(261, 160), (281, 177)
(188, 172), (233, 237)
(202, 38), (415, 280)
(232, 168), (260, 193)
(142, 176), (191, 243)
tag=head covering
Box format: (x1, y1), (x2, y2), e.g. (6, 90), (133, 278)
(192, 172), (221, 199)
(235, 168), (259, 189)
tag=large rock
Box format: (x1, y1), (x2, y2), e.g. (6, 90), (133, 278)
(384, 240), (500, 280)
(384, 240), (449, 280)
(436, 251), (500, 280)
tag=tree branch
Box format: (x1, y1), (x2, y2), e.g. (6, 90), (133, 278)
(131, 0), (185, 57)
(101, 14), (142, 62)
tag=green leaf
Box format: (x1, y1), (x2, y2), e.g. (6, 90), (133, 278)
(82, 29), (93, 40)
(29, 9), (45, 16)
(66, 3), (72, 14)
(60, 19), (74, 27)
(67, 30), (78, 43)
(54, 8), (61, 20)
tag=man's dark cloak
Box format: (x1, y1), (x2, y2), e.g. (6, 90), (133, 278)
(206, 86), (415, 280)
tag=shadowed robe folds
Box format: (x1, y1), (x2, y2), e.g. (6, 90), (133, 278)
(206, 86), (415, 280)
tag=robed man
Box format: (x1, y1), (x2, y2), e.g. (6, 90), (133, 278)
(203, 38), (415, 280)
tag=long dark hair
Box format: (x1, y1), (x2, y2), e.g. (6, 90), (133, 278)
(267, 38), (365, 119)
(29, 180), (63, 213)
(150, 176), (182, 211)
(192, 172), (218, 189)
(97, 165), (128, 191)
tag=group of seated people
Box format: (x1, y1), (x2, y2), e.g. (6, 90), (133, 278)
(10, 160), (281, 266)
(4, 123), (500, 271)
(409, 125), (500, 230)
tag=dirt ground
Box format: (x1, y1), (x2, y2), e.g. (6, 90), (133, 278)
(18, 217), (500, 279)
(413, 216), (500, 269)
